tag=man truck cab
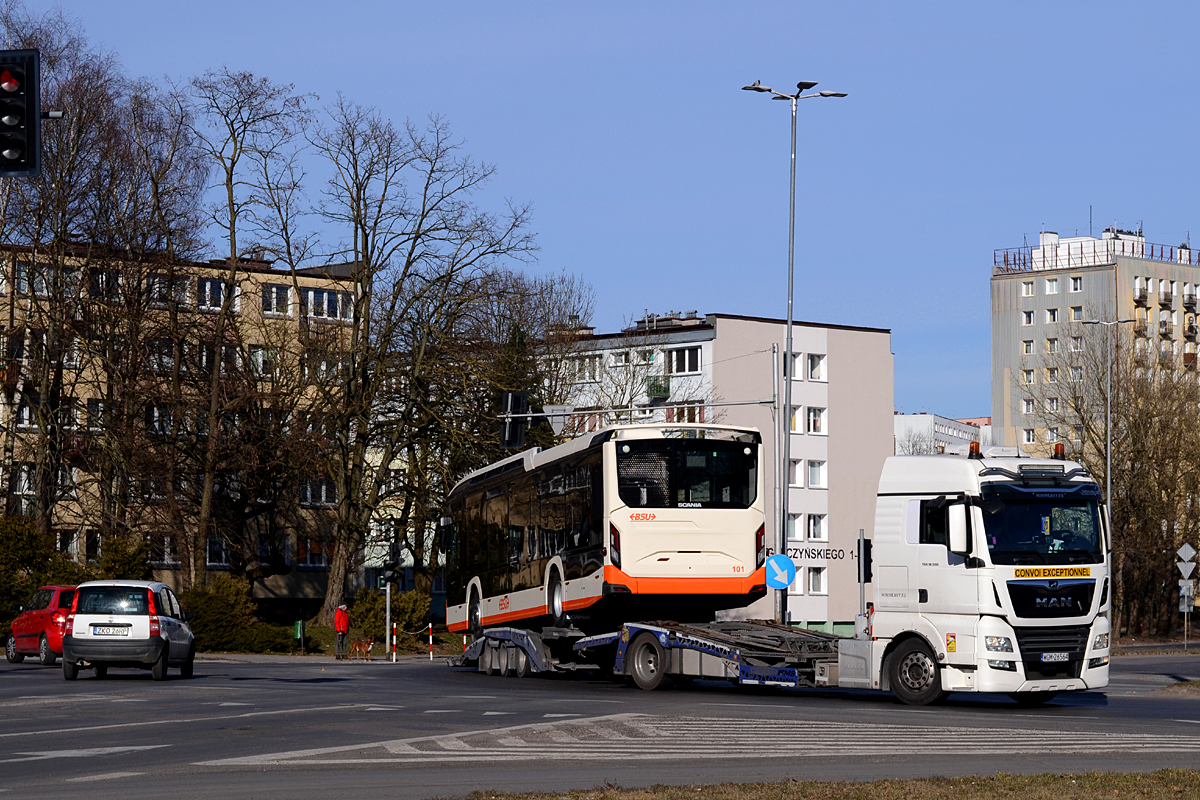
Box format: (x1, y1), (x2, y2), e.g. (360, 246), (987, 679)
(853, 444), (1110, 704)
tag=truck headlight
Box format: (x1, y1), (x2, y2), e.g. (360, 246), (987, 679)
(984, 636), (1013, 653)
(1092, 633), (1109, 650)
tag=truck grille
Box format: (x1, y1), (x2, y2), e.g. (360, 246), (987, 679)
(1013, 625), (1090, 680)
(1007, 579), (1094, 618)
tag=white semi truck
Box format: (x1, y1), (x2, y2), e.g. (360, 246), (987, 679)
(453, 436), (1111, 706)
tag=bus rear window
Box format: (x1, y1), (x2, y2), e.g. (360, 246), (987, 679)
(617, 439), (757, 509)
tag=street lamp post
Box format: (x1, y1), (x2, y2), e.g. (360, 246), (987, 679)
(1081, 318), (1135, 511)
(742, 80), (846, 624)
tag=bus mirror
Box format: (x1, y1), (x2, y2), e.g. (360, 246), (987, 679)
(948, 504), (969, 555)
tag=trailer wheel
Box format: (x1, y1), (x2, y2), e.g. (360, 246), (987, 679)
(478, 643), (494, 675)
(498, 645), (514, 677)
(888, 639), (948, 706)
(629, 632), (668, 691)
(514, 647), (530, 678)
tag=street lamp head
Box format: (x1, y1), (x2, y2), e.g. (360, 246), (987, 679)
(796, 81), (819, 92)
(819, 91), (848, 97)
(742, 80), (773, 93)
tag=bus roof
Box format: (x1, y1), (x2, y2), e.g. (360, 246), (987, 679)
(449, 423), (761, 496)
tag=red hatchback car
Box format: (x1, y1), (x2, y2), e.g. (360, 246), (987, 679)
(7, 586), (75, 666)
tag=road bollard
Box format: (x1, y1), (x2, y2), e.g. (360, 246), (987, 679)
(428, 622), (433, 661)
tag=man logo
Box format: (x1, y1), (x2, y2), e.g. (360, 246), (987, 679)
(1036, 596), (1072, 609)
(1048, 580), (1059, 589)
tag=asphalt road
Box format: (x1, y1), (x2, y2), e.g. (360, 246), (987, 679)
(3, 651), (1200, 799)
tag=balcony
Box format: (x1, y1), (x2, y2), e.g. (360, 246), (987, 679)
(1160, 321), (1174, 338)
(1159, 350), (1175, 368)
(1134, 349), (1149, 364)
(1134, 318), (1148, 337)
(1186, 352), (1198, 370)
(1134, 286), (1148, 305)
(646, 375), (670, 399)
(1160, 292), (1174, 309)
(1186, 291), (1198, 310)
(1187, 321), (1198, 340)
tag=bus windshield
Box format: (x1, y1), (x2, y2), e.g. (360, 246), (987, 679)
(617, 438), (757, 509)
(980, 482), (1105, 566)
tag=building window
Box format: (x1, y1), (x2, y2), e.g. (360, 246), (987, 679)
(297, 538), (332, 568)
(1022, 340), (1034, 355)
(1073, 426), (1083, 441)
(146, 403), (173, 436)
(1070, 306), (1083, 322)
(1021, 398), (1034, 414)
(1070, 366), (1083, 382)
(206, 536), (228, 567)
(1046, 367), (1059, 383)
(249, 346), (276, 379)
(668, 347), (700, 374)
(806, 407), (826, 435)
(808, 566), (827, 595)
(1070, 276), (1083, 292)
(15, 397), (35, 430)
(86, 399), (106, 431)
(667, 401), (704, 424)
(1021, 281), (1034, 297)
(300, 476), (338, 507)
(1047, 427), (1059, 443)
(807, 460), (827, 489)
(1046, 338), (1059, 354)
(807, 513), (828, 542)
(786, 514), (802, 540)
(303, 288), (353, 321)
(807, 353), (827, 382)
(197, 277), (232, 311)
(789, 460), (802, 487)
(1046, 308), (1059, 324)
(1022, 311), (1034, 326)
(1045, 278), (1059, 295)
(1070, 336), (1083, 352)
(262, 284), (290, 315)
(1021, 369), (1035, 385)
(147, 273), (188, 307)
(1046, 397), (1059, 413)
(570, 354), (601, 383)
(1023, 428), (1036, 444)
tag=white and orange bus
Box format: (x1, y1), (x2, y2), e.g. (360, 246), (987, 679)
(444, 424), (768, 635)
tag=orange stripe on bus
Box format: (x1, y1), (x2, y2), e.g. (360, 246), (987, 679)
(481, 604), (549, 626)
(447, 620), (469, 633)
(603, 564), (766, 595)
(564, 595), (602, 611)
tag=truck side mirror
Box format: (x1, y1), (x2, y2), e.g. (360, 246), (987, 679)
(949, 504), (969, 555)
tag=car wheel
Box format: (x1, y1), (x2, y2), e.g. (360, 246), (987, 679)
(1009, 691), (1058, 706)
(180, 646), (195, 679)
(547, 571), (567, 628)
(94, 664), (108, 679)
(151, 644), (169, 681)
(5, 633), (23, 664)
(38, 634), (56, 666)
(468, 588), (483, 637)
(889, 639), (949, 706)
(63, 659), (78, 681)
(629, 632), (668, 691)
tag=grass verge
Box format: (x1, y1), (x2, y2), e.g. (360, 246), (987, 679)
(450, 770), (1200, 800)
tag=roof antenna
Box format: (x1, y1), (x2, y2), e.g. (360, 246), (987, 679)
(1089, 205), (1092, 238)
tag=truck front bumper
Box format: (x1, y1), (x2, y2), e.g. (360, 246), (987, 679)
(966, 616), (1110, 694)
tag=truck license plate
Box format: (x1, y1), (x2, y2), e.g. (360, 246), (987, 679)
(1040, 652), (1068, 663)
(93, 626), (128, 636)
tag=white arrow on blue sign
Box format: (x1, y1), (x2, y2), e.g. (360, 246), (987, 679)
(765, 554), (797, 590)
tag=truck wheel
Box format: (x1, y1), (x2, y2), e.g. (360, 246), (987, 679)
(889, 639), (948, 706)
(1009, 691), (1057, 706)
(629, 632), (668, 691)
(468, 589), (483, 637)
(548, 571), (567, 628)
(514, 647), (530, 678)
(38, 634), (56, 666)
(6, 633), (24, 663)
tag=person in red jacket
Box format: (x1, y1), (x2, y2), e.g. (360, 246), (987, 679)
(334, 604), (350, 660)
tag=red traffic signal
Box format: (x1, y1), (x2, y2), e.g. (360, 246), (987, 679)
(0, 49), (38, 177)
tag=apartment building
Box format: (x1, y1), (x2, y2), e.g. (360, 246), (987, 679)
(0, 248), (355, 611)
(564, 311), (894, 633)
(991, 227), (1200, 449)
(893, 412), (984, 455)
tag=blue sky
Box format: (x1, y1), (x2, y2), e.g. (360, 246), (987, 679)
(54, 1), (1200, 417)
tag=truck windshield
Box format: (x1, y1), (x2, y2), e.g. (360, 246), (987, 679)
(980, 483), (1104, 565)
(617, 438), (757, 509)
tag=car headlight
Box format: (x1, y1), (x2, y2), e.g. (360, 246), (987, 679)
(1092, 633), (1109, 650)
(984, 636), (1013, 653)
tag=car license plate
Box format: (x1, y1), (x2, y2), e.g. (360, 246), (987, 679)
(93, 626), (129, 636)
(1040, 652), (1069, 663)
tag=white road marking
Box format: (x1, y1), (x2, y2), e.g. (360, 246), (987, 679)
(366, 707), (403, 712)
(542, 713), (581, 718)
(0, 705), (366, 740)
(482, 711), (512, 716)
(197, 713), (1200, 767)
(65, 772), (145, 783)
(0, 746), (168, 765)
(1173, 719), (1200, 724)
(423, 710), (460, 714)
(111, 699), (147, 703)
(219, 702), (253, 707)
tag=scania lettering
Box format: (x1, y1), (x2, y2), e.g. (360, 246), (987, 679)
(449, 435), (1110, 706)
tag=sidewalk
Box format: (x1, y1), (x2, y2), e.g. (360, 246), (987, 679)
(195, 651), (457, 665)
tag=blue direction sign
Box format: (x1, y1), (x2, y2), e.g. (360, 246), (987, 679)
(765, 554), (797, 590)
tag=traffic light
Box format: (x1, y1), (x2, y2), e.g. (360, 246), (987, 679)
(500, 391), (528, 450)
(0, 49), (39, 178)
(858, 538), (873, 584)
(381, 540), (401, 583)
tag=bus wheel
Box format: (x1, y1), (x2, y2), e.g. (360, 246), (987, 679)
(514, 647), (530, 678)
(548, 572), (567, 628)
(889, 639), (949, 706)
(468, 589), (482, 637)
(629, 632), (668, 691)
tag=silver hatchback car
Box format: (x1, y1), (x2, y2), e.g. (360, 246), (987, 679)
(61, 580), (195, 681)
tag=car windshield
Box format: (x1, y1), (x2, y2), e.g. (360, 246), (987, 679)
(617, 438), (757, 509)
(76, 587), (149, 615)
(980, 482), (1105, 565)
